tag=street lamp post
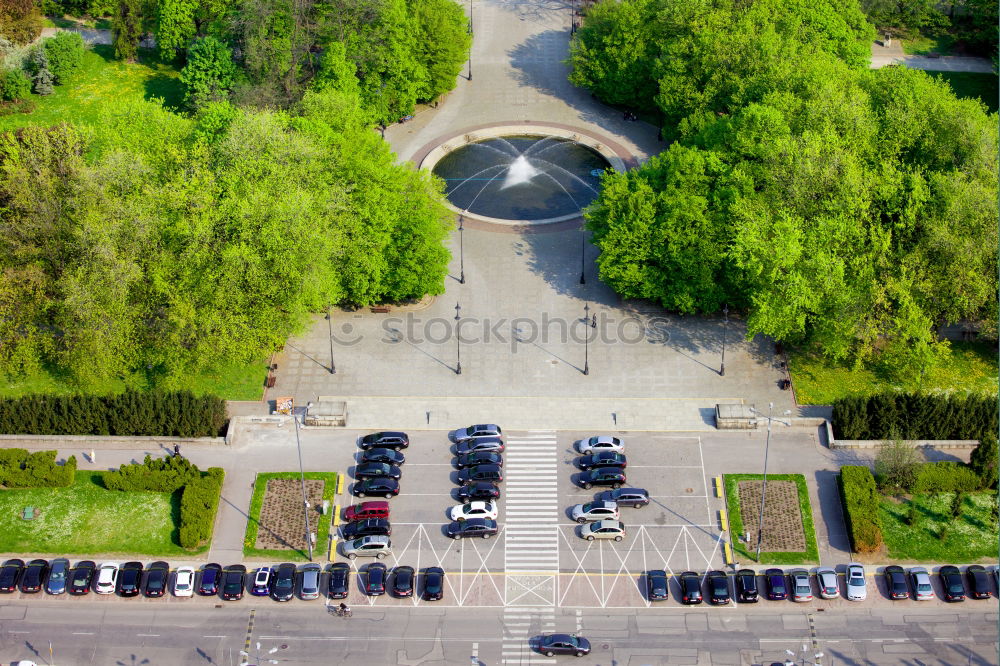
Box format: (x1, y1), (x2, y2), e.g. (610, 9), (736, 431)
(325, 308), (336, 374)
(467, 0), (473, 80)
(293, 407), (313, 562)
(784, 644), (824, 666)
(720, 303), (728, 377)
(459, 212), (466, 284)
(582, 303), (596, 375)
(454, 302), (462, 375)
(751, 402), (791, 561)
(579, 228), (586, 284)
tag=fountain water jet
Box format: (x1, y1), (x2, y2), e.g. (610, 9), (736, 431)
(502, 155), (541, 189)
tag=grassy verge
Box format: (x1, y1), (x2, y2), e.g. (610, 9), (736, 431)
(787, 341), (998, 405)
(243, 472), (338, 561)
(902, 34), (958, 56)
(0, 471), (203, 555)
(724, 473), (819, 565)
(932, 71), (999, 114)
(880, 491), (998, 562)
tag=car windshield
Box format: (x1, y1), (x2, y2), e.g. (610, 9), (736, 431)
(917, 582), (932, 591)
(49, 569), (64, 581)
(713, 580), (727, 593)
(148, 577), (164, 590)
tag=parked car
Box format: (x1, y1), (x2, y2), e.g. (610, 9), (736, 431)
(221, 564), (247, 600)
(708, 570), (731, 604)
(327, 562), (350, 600)
(343, 535), (392, 559)
(449, 501), (498, 522)
(576, 452), (626, 470)
(456, 482), (501, 502)
(422, 567), (445, 601)
(939, 565), (966, 602)
(447, 518), (499, 539)
(764, 568), (786, 600)
(576, 435), (624, 455)
(647, 570), (669, 601)
(735, 569), (758, 603)
(537, 634), (591, 658)
(173, 566), (195, 597)
(599, 488), (649, 508)
(118, 561), (144, 597)
(909, 567), (935, 601)
(68, 561), (95, 596)
(679, 571), (703, 604)
(95, 562), (119, 595)
(363, 563), (387, 596)
(457, 464), (503, 484)
(966, 565), (992, 600)
(571, 501), (619, 523)
(45, 558), (69, 595)
(456, 451), (503, 469)
(392, 565), (415, 598)
(345, 501), (390, 522)
(815, 567), (838, 599)
(579, 520), (625, 541)
(359, 431), (409, 449)
(144, 561), (169, 598)
(298, 563), (321, 600)
(846, 563), (867, 601)
(0, 559), (24, 594)
(360, 447), (405, 466)
(250, 567), (273, 596)
(20, 559), (48, 594)
(884, 565), (908, 600)
(453, 424), (503, 443)
(343, 518), (392, 539)
(789, 569), (812, 602)
(271, 563), (296, 602)
(198, 563), (222, 596)
(579, 467), (625, 489)
(354, 477), (400, 498)
(455, 437), (505, 455)
(355, 462), (402, 480)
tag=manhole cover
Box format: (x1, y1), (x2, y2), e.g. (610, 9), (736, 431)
(685, 487), (693, 493)
(280, 644), (289, 650)
(548, 359), (559, 366)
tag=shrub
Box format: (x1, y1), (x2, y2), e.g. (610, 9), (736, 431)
(905, 502), (919, 526)
(0, 69), (31, 101)
(103, 454), (198, 492)
(950, 492), (965, 518)
(180, 37), (238, 111)
(179, 467), (224, 549)
(43, 32), (85, 84)
(839, 465), (884, 553)
(912, 462), (981, 493)
(833, 392), (998, 441)
(28, 47), (54, 95)
(874, 437), (923, 490)
(0, 449), (76, 487)
(969, 433), (998, 490)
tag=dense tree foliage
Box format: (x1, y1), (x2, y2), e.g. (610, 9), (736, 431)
(0, 88), (452, 387)
(0, 0), (43, 46)
(575, 0), (997, 374)
(180, 35), (238, 109)
(43, 31), (85, 84)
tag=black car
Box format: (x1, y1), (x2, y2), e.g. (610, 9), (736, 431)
(359, 431), (409, 450)
(455, 451), (503, 469)
(456, 464), (503, 484)
(118, 561), (144, 597)
(600, 487), (649, 508)
(765, 568), (787, 600)
(447, 518), (498, 539)
(46, 558), (69, 595)
(327, 562), (350, 600)
(68, 560), (95, 595)
(579, 467), (625, 489)
(679, 571), (703, 604)
(20, 558), (48, 594)
(222, 564), (247, 600)
(355, 462), (402, 480)
(966, 565), (991, 600)
(0, 559), (24, 593)
(360, 448), (406, 466)
(198, 563), (222, 596)
(423, 567), (445, 601)
(144, 561), (169, 598)
(392, 565), (415, 598)
(354, 477), (400, 498)
(735, 569), (758, 603)
(577, 452), (627, 470)
(537, 634), (591, 658)
(364, 563), (387, 596)
(708, 570), (731, 604)
(884, 565), (908, 600)
(940, 565), (966, 602)
(647, 570), (668, 601)
(456, 481), (500, 501)
(271, 563), (296, 602)
(343, 518), (392, 539)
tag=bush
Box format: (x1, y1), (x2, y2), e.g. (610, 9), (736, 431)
(874, 437), (923, 490)
(28, 47), (54, 95)
(0, 69), (31, 102)
(833, 392), (998, 441)
(43, 32), (85, 85)
(180, 37), (238, 111)
(179, 467), (224, 548)
(969, 433), (998, 490)
(0, 449), (76, 488)
(912, 462), (981, 493)
(103, 454), (199, 492)
(839, 465), (884, 553)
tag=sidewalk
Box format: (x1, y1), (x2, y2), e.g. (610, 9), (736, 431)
(871, 39), (995, 72)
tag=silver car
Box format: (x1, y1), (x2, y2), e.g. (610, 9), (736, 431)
(570, 500), (620, 523)
(342, 535), (392, 559)
(576, 435), (624, 455)
(455, 437), (505, 455)
(579, 519), (626, 541)
(846, 562), (867, 601)
(453, 424), (503, 443)
(909, 567), (935, 601)
(298, 563), (322, 600)
(816, 567), (839, 599)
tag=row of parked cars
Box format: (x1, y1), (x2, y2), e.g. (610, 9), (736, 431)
(569, 436), (649, 542)
(447, 424), (506, 540)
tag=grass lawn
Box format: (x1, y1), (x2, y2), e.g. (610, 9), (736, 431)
(0, 45), (183, 132)
(243, 472), (339, 561)
(880, 491), (998, 562)
(902, 34), (958, 56)
(0, 471), (200, 556)
(724, 473), (819, 565)
(932, 71), (999, 114)
(788, 341), (998, 405)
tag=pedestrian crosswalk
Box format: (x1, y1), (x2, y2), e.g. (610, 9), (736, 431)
(501, 606), (557, 665)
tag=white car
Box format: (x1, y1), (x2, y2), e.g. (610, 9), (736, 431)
(173, 566), (195, 597)
(815, 566), (839, 599)
(571, 500), (620, 523)
(579, 519), (626, 541)
(576, 435), (624, 455)
(845, 562), (867, 601)
(95, 562), (119, 594)
(449, 501), (498, 522)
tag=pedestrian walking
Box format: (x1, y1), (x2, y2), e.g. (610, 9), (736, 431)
(173, 444), (181, 457)
(90, 449), (96, 464)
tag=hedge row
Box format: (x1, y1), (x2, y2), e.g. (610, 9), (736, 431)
(0, 390), (227, 437)
(180, 468), (225, 549)
(103, 454), (199, 492)
(0, 449), (75, 488)
(839, 465), (884, 553)
(833, 392), (998, 441)
(912, 462), (981, 493)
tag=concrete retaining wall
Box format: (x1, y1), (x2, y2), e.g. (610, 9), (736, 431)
(830, 438), (979, 450)
(0, 434), (226, 449)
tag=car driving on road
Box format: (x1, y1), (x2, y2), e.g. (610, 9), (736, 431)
(537, 634), (591, 658)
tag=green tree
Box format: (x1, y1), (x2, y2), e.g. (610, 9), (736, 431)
(181, 36), (238, 109)
(0, 69), (31, 102)
(0, 0), (43, 46)
(874, 437), (924, 490)
(409, 0), (471, 102)
(112, 0), (147, 62)
(969, 433), (998, 490)
(157, 0), (233, 61)
(27, 46), (54, 95)
(43, 32), (86, 85)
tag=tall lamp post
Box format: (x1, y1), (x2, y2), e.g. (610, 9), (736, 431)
(467, 0), (473, 80)
(582, 303), (596, 375)
(751, 402), (791, 561)
(459, 212), (466, 284)
(579, 228), (586, 284)
(325, 307), (336, 374)
(720, 303), (728, 377)
(293, 406), (313, 562)
(454, 302), (462, 375)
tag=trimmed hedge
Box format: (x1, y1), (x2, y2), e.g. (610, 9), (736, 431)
(832, 392), (998, 441)
(839, 465), (884, 553)
(0, 448), (75, 487)
(103, 454), (198, 492)
(179, 467), (224, 549)
(913, 462), (981, 493)
(0, 390), (227, 437)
